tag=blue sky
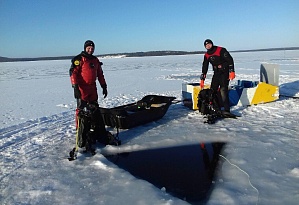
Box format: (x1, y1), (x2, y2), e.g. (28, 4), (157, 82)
(0, 0), (298, 58)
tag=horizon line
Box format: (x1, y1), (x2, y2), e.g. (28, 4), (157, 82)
(1, 46), (299, 62)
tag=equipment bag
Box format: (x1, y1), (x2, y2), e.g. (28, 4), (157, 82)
(197, 89), (221, 116)
(77, 105), (121, 147)
(76, 105), (103, 149)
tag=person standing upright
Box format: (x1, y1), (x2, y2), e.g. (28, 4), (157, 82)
(69, 40), (108, 140)
(70, 40), (108, 124)
(200, 39), (235, 113)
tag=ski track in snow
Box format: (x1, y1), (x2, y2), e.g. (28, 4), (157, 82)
(0, 111), (73, 179)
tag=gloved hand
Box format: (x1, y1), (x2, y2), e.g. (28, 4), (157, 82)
(200, 80), (205, 88)
(229, 71), (235, 80)
(200, 73), (206, 88)
(102, 87), (108, 98)
(72, 84), (81, 99)
(228, 66), (235, 80)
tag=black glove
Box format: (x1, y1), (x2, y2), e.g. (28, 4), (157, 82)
(102, 87), (107, 98)
(200, 73), (206, 80)
(72, 84), (81, 99)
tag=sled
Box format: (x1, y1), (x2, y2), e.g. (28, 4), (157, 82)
(99, 95), (176, 129)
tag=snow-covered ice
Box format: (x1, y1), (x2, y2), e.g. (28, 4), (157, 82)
(1, 50), (299, 204)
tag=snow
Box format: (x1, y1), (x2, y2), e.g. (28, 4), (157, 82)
(1, 50), (299, 205)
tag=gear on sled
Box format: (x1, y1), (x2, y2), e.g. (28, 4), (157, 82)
(68, 103), (121, 161)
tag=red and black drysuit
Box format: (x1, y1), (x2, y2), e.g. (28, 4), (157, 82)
(69, 51), (107, 132)
(201, 46), (234, 112)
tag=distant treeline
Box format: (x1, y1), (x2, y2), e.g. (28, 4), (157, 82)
(1, 47), (298, 62)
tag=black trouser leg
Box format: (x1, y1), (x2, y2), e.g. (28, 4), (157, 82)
(211, 71), (230, 112)
(220, 86), (230, 111)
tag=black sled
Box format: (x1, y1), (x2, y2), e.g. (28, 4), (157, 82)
(99, 95), (176, 129)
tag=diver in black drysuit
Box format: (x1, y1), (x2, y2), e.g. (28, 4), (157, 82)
(200, 39), (235, 113)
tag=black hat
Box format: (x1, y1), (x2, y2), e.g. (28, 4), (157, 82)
(204, 39), (213, 46)
(84, 40), (95, 50)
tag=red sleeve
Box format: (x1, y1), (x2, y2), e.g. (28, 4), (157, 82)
(70, 67), (78, 85)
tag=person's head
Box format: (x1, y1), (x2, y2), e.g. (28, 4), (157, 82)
(204, 39), (213, 50)
(84, 40), (95, 55)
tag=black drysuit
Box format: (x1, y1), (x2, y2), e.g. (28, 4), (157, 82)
(201, 46), (234, 111)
